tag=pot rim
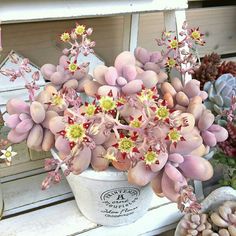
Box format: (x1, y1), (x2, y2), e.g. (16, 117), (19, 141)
(51, 148), (130, 181)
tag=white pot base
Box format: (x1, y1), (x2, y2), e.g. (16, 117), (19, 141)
(51, 149), (153, 226)
(66, 168), (153, 226)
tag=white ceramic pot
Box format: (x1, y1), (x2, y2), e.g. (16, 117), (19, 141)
(175, 187), (236, 236)
(51, 149), (153, 226)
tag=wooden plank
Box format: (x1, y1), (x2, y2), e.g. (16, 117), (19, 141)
(73, 202), (181, 236)
(2, 172), (72, 216)
(0, 159), (45, 178)
(0, 201), (97, 236)
(1, 17), (125, 66)
(0, 161), (180, 235)
(2, 7), (234, 68)
(1, 165), (171, 216)
(29, 149), (51, 161)
(129, 14), (140, 53)
(0, 126), (46, 177)
(187, 6), (236, 56)
(0, 196), (181, 236)
(138, 6), (236, 56)
(141, 225), (177, 236)
(122, 15), (132, 51)
(223, 56), (236, 62)
(1, 167), (46, 182)
(0, 0), (187, 24)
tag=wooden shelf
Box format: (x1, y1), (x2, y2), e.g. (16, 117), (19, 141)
(0, 0), (187, 24)
(0, 171), (182, 235)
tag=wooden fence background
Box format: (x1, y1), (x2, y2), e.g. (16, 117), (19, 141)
(1, 5), (236, 67)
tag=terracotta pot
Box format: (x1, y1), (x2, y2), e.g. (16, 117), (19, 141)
(51, 149), (153, 226)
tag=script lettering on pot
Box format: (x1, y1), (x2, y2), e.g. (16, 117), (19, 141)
(100, 187), (140, 218)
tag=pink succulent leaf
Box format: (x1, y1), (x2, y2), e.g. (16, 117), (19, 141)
(182, 21), (188, 30)
(177, 185), (202, 214)
(53, 172), (62, 183)
(32, 71), (40, 81)
(21, 59), (31, 73)
(44, 158), (59, 171)
(86, 27), (93, 36)
(63, 169), (71, 176)
(41, 173), (52, 190)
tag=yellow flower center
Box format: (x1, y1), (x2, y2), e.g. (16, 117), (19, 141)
(103, 150), (117, 162)
(5, 151), (12, 158)
(99, 96), (116, 112)
(156, 106), (169, 119)
(75, 25), (85, 35)
(51, 95), (64, 107)
(68, 63), (78, 72)
(167, 58), (176, 67)
(84, 38), (91, 44)
(168, 130), (181, 141)
(60, 32), (70, 42)
(139, 89), (154, 102)
(118, 137), (134, 153)
(65, 124), (85, 142)
(85, 104), (96, 116)
(144, 151), (158, 165)
(191, 31), (201, 40)
(116, 97), (126, 106)
(170, 39), (178, 49)
(130, 120), (141, 128)
(164, 31), (171, 37)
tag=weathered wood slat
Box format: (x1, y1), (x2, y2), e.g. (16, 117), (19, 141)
(78, 203), (181, 236)
(0, 195), (180, 236)
(0, 168), (181, 235)
(0, 201), (97, 236)
(140, 225), (177, 236)
(0, 0), (187, 24)
(2, 6), (235, 68)
(0, 160), (45, 178)
(223, 56), (236, 62)
(2, 172), (72, 216)
(1, 16), (126, 67)
(138, 6), (236, 57)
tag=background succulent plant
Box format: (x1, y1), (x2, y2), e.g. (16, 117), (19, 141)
(179, 201), (236, 236)
(203, 74), (236, 115)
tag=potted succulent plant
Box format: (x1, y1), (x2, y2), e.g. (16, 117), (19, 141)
(175, 186), (236, 236)
(1, 22), (229, 226)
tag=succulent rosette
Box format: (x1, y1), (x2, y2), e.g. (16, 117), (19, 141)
(203, 74), (236, 115)
(5, 98), (57, 151)
(82, 50), (165, 98)
(40, 24), (95, 93)
(178, 200), (236, 236)
(2, 22), (229, 213)
(45, 80), (227, 207)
